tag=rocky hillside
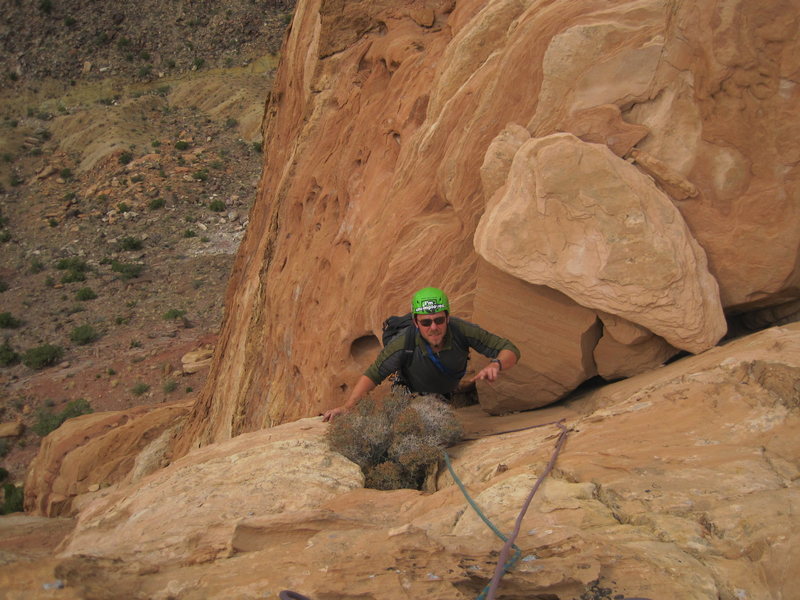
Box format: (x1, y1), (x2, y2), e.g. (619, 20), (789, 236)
(0, 2), (294, 482)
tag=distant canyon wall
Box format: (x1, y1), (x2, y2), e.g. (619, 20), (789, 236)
(176, 0), (800, 450)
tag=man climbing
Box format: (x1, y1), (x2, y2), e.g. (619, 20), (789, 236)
(323, 286), (520, 421)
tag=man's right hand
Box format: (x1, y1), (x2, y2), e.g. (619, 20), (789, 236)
(322, 405), (349, 422)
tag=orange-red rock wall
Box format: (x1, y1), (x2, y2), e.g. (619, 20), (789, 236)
(176, 0), (800, 450)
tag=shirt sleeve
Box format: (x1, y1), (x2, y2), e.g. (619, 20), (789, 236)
(363, 332), (410, 385)
(455, 318), (521, 360)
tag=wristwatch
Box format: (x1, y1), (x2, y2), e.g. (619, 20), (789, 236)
(490, 358), (502, 370)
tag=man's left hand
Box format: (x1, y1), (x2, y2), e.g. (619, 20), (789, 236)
(470, 362), (501, 383)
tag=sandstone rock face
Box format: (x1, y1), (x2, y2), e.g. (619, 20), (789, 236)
(48, 324), (800, 600)
(176, 0), (800, 443)
(475, 132), (726, 354)
(593, 311), (678, 379)
(473, 258), (600, 413)
(57, 419), (363, 568)
(24, 402), (191, 517)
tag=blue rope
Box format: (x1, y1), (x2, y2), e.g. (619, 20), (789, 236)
(443, 450), (522, 600)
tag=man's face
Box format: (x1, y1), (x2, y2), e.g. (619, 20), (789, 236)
(414, 311), (448, 348)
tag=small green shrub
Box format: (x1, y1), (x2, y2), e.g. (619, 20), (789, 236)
(0, 279), (7, 292)
(56, 257), (89, 283)
(29, 259), (45, 274)
(326, 390), (462, 491)
(192, 169), (208, 182)
(163, 308), (186, 320)
(59, 168), (73, 179)
(61, 398), (93, 420)
(174, 140), (190, 151)
(148, 197), (165, 210)
(56, 257), (89, 272)
(252, 141), (263, 153)
(110, 261), (143, 280)
(118, 151), (133, 165)
(193, 58), (205, 70)
(0, 230), (11, 243)
(1, 483), (23, 514)
(75, 287), (97, 301)
(22, 344), (64, 370)
(208, 199), (225, 212)
(117, 202), (131, 213)
(183, 229), (197, 238)
(225, 117), (238, 129)
(70, 324), (99, 345)
(162, 379), (178, 393)
(61, 269), (86, 283)
(131, 382), (150, 396)
(118, 236), (144, 251)
(0, 312), (21, 328)
(32, 398), (93, 436)
(0, 339), (20, 366)
(38, 0), (53, 13)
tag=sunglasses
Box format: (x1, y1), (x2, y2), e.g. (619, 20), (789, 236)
(417, 316), (447, 327)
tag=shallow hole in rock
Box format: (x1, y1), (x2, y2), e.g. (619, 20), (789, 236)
(349, 334), (380, 367)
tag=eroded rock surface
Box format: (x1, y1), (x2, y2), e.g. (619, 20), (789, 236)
(175, 0), (799, 444)
(42, 324), (800, 600)
(475, 132), (726, 354)
(24, 402), (191, 517)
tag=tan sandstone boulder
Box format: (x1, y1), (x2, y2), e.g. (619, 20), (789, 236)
(475, 132), (727, 354)
(57, 418), (363, 568)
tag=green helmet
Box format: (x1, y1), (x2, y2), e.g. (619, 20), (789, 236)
(411, 287), (450, 315)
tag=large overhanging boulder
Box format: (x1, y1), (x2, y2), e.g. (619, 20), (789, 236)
(475, 132), (727, 354)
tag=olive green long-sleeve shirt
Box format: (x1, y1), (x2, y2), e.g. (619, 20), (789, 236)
(364, 317), (520, 395)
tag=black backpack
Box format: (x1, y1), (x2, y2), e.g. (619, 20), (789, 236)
(381, 313), (416, 372)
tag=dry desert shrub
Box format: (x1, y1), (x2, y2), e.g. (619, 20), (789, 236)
(327, 388), (462, 490)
